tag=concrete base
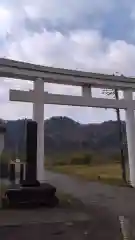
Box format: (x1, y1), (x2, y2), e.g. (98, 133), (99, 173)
(2, 182), (58, 209)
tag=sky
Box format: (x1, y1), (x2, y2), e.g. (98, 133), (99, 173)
(0, 0), (135, 123)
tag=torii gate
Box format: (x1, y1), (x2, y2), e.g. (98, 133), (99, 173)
(0, 58), (135, 186)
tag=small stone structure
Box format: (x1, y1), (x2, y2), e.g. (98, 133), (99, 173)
(9, 159), (26, 183)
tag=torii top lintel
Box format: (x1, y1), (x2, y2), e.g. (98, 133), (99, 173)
(0, 58), (135, 89)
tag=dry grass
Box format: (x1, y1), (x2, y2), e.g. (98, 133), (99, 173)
(48, 163), (129, 186)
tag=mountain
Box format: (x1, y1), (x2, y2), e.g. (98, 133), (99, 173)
(1, 116), (127, 159)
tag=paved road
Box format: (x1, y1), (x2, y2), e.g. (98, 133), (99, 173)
(1, 173), (133, 239)
(0, 173), (122, 240)
(45, 170), (135, 219)
(0, 220), (121, 240)
(2, 172), (135, 219)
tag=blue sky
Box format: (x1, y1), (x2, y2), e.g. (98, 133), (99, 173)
(0, 0), (135, 123)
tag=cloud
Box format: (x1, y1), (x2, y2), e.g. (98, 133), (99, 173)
(7, 29), (135, 76)
(1, 28), (135, 123)
(1, 0), (134, 41)
(0, 6), (12, 37)
(0, 0), (135, 123)
(23, 0), (113, 25)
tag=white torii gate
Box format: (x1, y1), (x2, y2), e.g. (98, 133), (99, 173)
(0, 58), (135, 186)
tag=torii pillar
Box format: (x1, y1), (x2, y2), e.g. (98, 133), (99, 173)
(124, 89), (135, 187)
(33, 78), (45, 182)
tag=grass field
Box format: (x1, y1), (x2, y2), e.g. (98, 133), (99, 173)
(48, 163), (129, 186)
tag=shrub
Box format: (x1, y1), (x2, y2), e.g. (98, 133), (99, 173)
(83, 153), (92, 164)
(53, 160), (68, 166)
(70, 153), (92, 165)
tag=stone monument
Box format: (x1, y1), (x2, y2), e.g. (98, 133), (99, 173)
(0, 122), (6, 156)
(2, 120), (58, 208)
(0, 122), (6, 208)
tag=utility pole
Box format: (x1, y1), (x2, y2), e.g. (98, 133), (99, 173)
(102, 88), (127, 183)
(114, 89), (126, 183)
